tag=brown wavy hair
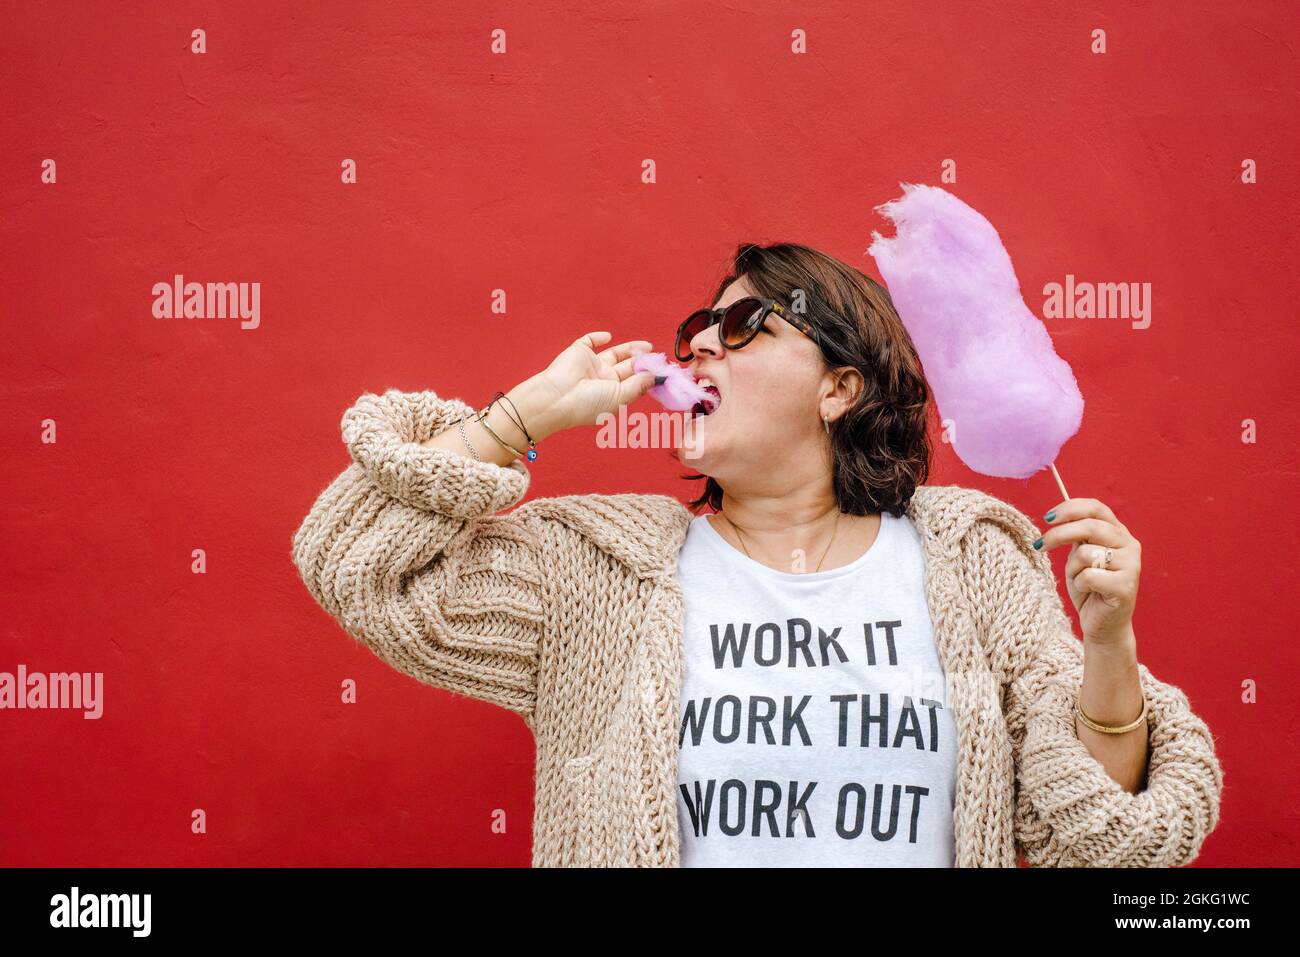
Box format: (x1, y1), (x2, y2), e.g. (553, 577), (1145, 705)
(683, 241), (932, 518)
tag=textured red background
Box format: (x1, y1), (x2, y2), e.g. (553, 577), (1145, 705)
(2, 1), (1296, 866)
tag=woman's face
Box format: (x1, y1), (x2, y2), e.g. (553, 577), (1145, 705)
(677, 275), (830, 482)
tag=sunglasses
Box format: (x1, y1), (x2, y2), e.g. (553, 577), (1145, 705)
(674, 297), (818, 362)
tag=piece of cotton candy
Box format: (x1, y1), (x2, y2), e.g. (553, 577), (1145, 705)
(867, 183), (1084, 479)
(632, 351), (715, 411)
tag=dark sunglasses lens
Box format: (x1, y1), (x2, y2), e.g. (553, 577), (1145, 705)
(677, 310), (713, 358)
(721, 299), (764, 346)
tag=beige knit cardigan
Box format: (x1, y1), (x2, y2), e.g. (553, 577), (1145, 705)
(291, 388), (1224, 868)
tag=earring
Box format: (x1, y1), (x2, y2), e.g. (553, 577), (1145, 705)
(822, 415), (830, 435)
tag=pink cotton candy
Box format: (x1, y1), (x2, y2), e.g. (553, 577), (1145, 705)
(867, 183), (1084, 479)
(632, 351), (714, 411)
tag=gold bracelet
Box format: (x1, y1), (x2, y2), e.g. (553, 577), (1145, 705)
(1075, 693), (1149, 734)
(475, 406), (524, 459)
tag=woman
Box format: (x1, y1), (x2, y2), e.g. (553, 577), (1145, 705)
(291, 242), (1223, 867)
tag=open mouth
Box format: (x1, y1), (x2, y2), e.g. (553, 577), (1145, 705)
(691, 379), (722, 418)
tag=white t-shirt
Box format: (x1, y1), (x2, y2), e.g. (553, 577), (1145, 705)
(675, 510), (958, 867)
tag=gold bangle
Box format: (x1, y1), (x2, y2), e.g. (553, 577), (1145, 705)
(1075, 693), (1149, 734)
(475, 407), (524, 459)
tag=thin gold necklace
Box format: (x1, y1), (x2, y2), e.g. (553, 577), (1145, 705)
(719, 509), (842, 573)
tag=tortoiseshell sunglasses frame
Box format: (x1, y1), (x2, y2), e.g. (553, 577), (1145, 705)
(674, 297), (818, 362)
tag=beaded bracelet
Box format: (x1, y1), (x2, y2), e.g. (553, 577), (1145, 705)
(456, 418), (482, 461)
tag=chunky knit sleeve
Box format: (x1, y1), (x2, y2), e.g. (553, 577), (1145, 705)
(291, 388), (544, 725)
(964, 517), (1224, 867)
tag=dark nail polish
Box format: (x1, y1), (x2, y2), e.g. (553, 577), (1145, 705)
(653, 375), (667, 385)
(1032, 537), (1044, 550)
(1044, 510), (1056, 522)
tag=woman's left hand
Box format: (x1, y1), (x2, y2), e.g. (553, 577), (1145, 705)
(1034, 497), (1141, 646)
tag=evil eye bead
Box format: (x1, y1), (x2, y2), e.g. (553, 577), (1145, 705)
(527, 449), (538, 461)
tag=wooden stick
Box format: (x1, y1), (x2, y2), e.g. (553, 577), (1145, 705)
(1049, 461), (1070, 501)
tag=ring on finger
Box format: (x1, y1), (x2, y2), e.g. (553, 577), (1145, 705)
(1089, 546), (1115, 569)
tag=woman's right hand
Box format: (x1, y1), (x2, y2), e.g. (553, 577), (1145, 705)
(526, 331), (658, 435)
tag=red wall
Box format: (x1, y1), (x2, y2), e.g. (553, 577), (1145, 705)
(2, 1), (1294, 866)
